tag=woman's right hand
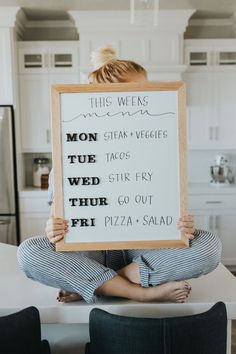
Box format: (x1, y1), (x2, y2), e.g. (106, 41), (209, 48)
(45, 216), (68, 244)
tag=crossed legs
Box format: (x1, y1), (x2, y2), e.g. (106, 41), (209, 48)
(18, 229), (221, 304)
(58, 262), (191, 303)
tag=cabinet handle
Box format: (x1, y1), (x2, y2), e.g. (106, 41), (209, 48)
(44, 54), (48, 68)
(209, 215), (213, 230)
(215, 215), (220, 230)
(46, 129), (50, 144)
(50, 54), (54, 68)
(209, 126), (213, 140)
(206, 201), (222, 204)
(215, 126), (219, 140)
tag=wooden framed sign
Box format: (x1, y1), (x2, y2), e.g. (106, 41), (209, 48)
(51, 82), (188, 251)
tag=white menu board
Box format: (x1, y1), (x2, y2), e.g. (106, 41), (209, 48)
(51, 82), (188, 251)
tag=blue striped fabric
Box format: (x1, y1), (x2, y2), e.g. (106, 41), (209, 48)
(17, 229), (221, 304)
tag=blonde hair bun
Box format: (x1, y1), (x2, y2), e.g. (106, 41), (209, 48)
(90, 46), (117, 70)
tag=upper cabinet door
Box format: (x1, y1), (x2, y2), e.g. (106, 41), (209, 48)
(184, 70), (236, 150)
(18, 45), (78, 74)
(18, 48), (49, 74)
(214, 72), (236, 149)
(184, 72), (215, 149)
(185, 47), (211, 69)
(19, 73), (80, 153)
(48, 48), (78, 74)
(217, 50), (236, 66)
(18, 42), (79, 152)
(19, 74), (51, 152)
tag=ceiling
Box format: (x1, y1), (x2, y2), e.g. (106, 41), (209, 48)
(0, 0), (235, 20)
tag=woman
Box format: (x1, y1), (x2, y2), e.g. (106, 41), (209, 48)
(17, 47), (222, 304)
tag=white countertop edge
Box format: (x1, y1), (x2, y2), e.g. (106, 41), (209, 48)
(19, 183), (236, 197)
(189, 183), (236, 195)
(1, 298), (236, 324)
(19, 188), (48, 197)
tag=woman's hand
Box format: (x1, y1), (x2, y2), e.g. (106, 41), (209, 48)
(45, 216), (68, 244)
(177, 215), (195, 241)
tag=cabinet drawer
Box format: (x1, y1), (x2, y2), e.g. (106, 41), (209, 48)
(189, 195), (236, 210)
(20, 196), (50, 213)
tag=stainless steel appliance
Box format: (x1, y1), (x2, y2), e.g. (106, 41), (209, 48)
(0, 106), (20, 245)
(210, 154), (234, 185)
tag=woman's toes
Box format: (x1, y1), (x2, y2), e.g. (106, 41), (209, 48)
(176, 298), (186, 303)
(176, 293), (188, 302)
(183, 281), (191, 289)
(57, 290), (82, 303)
(175, 289), (189, 301)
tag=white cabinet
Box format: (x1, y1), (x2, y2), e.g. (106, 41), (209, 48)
(215, 72), (236, 147)
(19, 73), (78, 152)
(18, 42), (80, 152)
(184, 71), (236, 150)
(214, 214), (236, 266)
(184, 72), (214, 148)
(185, 39), (236, 69)
(18, 44), (78, 74)
(189, 192), (236, 266)
(191, 212), (210, 231)
(185, 45), (210, 68)
(184, 39), (236, 150)
(20, 191), (50, 243)
(191, 212), (236, 267)
(19, 75), (50, 152)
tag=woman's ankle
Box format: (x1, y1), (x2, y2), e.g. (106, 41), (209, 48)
(117, 262), (141, 284)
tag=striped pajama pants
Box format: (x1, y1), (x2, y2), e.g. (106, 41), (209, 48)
(17, 229), (222, 304)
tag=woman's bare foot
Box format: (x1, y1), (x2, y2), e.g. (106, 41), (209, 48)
(57, 289), (83, 303)
(96, 274), (192, 304)
(142, 281), (191, 303)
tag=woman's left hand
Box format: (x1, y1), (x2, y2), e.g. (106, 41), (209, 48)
(177, 215), (195, 240)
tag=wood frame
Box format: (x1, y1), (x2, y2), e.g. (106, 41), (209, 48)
(51, 81), (188, 251)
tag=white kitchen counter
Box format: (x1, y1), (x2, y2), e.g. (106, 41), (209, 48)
(0, 241), (236, 320)
(0, 242), (236, 353)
